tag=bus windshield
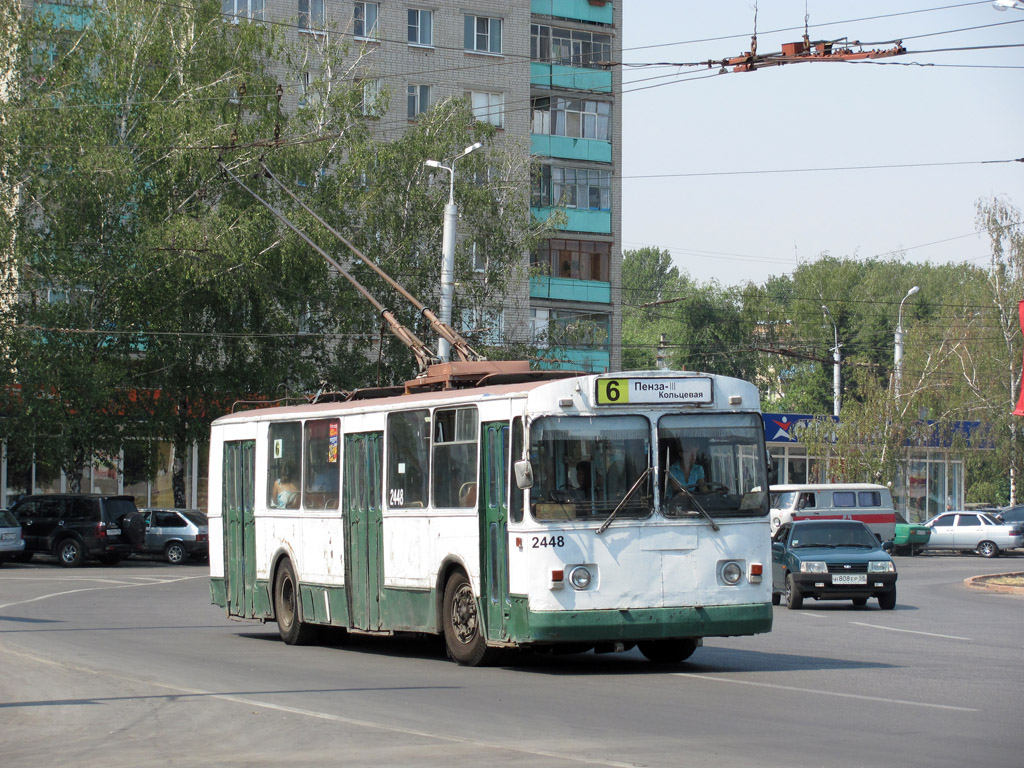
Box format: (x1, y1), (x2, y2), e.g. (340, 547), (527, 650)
(529, 415), (652, 522)
(658, 413), (768, 517)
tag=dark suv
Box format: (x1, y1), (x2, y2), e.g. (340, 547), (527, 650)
(10, 494), (146, 567)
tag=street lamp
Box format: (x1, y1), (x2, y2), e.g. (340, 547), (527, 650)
(993, 0), (1024, 10)
(894, 285), (920, 399)
(424, 141), (484, 362)
(821, 304), (840, 418)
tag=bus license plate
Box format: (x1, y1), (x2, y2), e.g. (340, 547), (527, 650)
(832, 574), (866, 585)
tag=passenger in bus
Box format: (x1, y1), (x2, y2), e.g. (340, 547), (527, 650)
(666, 443), (705, 497)
(272, 460), (300, 508)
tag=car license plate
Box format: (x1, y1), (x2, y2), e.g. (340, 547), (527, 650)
(107, 528), (121, 536)
(1, 532), (14, 541)
(832, 574), (866, 585)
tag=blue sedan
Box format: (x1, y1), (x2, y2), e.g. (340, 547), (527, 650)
(772, 519), (897, 610)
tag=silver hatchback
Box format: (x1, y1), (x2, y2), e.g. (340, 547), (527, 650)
(140, 508), (209, 564)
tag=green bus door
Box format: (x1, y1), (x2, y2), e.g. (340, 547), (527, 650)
(481, 422), (510, 641)
(344, 432), (384, 631)
(223, 440), (256, 618)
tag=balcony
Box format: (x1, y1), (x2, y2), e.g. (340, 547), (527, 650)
(531, 134), (612, 163)
(531, 62), (612, 93)
(531, 0), (614, 25)
(538, 347), (610, 373)
(532, 206), (612, 234)
(530, 276), (611, 304)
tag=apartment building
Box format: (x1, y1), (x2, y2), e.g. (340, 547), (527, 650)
(256, 0), (623, 371)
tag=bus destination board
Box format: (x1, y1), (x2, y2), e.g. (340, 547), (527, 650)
(595, 377), (713, 405)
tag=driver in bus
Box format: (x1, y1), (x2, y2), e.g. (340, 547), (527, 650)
(666, 442), (706, 497)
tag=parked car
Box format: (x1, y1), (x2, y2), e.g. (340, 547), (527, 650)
(9, 494), (146, 566)
(923, 511), (1024, 558)
(772, 519), (897, 610)
(890, 510), (931, 556)
(0, 508), (25, 564)
(993, 504), (1024, 526)
(140, 508), (209, 564)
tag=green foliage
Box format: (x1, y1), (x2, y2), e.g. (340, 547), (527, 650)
(0, 0), (541, 499)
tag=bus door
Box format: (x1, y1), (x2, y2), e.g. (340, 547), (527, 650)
(480, 421), (510, 641)
(344, 432), (383, 631)
(223, 440), (256, 618)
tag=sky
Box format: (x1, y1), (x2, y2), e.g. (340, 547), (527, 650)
(621, 1), (1024, 286)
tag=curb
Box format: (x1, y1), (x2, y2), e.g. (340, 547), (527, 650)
(964, 572), (1024, 594)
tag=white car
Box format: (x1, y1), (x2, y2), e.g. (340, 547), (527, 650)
(923, 511), (1024, 558)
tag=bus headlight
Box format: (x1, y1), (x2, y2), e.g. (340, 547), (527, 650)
(720, 561), (743, 585)
(568, 565), (592, 590)
(800, 561), (828, 574)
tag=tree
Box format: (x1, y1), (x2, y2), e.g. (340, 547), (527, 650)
(0, 1), (545, 503)
(620, 247), (685, 370)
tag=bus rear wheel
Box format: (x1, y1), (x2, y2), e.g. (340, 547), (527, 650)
(442, 571), (497, 667)
(638, 638), (698, 664)
(274, 559), (316, 646)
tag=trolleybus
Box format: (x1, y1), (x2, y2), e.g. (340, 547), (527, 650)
(208, 367), (773, 665)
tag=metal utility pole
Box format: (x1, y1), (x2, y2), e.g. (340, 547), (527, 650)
(822, 305), (840, 418)
(894, 285), (920, 400)
(425, 142), (483, 362)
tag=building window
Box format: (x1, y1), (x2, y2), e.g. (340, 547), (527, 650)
(464, 15), (502, 54)
(222, 0), (264, 21)
(470, 242), (487, 272)
(531, 308), (610, 350)
(533, 165), (611, 211)
(407, 84), (431, 118)
(461, 308), (504, 346)
(532, 97), (611, 141)
(531, 24), (611, 69)
(354, 2), (380, 39)
(360, 79), (383, 115)
(466, 91), (504, 127)
(408, 8), (433, 46)
(298, 72), (310, 107)
(299, 0), (324, 30)
(533, 239), (610, 282)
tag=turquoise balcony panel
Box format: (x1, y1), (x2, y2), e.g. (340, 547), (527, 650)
(532, 207), (612, 234)
(530, 276), (611, 304)
(530, 62), (613, 93)
(36, 1), (91, 30)
(531, 0), (614, 25)
(531, 134), (612, 163)
(538, 348), (610, 373)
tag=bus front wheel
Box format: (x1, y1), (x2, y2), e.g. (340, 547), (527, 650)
(442, 572), (497, 667)
(274, 559), (316, 646)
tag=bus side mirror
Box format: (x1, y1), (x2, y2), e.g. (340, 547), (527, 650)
(514, 460), (534, 490)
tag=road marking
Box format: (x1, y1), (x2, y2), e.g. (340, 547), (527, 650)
(675, 673), (979, 712)
(0, 574), (206, 611)
(849, 621), (971, 641)
(0, 642), (640, 768)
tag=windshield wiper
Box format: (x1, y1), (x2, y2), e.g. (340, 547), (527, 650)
(666, 475), (720, 532)
(596, 467), (653, 535)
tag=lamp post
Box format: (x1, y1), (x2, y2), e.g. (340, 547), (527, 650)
(424, 141), (483, 362)
(821, 305), (840, 418)
(894, 285), (920, 399)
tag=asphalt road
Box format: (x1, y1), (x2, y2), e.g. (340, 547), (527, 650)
(1, 551), (1022, 768)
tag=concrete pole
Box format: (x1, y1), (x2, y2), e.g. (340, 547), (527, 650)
(438, 200), (458, 362)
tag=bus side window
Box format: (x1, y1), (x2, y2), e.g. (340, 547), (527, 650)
(268, 422), (302, 509)
(387, 409), (430, 509)
(510, 417), (524, 523)
(432, 407), (478, 508)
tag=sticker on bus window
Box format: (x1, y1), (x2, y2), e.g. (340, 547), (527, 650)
(274, 439), (283, 459)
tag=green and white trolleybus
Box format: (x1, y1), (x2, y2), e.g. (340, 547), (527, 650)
(208, 367), (773, 665)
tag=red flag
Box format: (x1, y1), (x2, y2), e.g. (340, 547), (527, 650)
(1015, 301), (1024, 416)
